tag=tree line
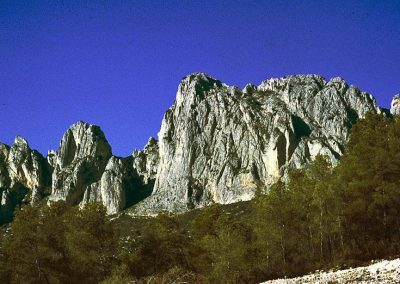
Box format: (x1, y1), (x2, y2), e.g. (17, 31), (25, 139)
(1, 112), (400, 283)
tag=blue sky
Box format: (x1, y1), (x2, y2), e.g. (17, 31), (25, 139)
(1, 0), (399, 156)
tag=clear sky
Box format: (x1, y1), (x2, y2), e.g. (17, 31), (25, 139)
(1, 0), (399, 156)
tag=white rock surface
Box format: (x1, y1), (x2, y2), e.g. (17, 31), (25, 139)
(82, 156), (132, 214)
(50, 122), (155, 214)
(390, 94), (400, 115)
(132, 137), (159, 184)
(0, 137), (51, 223)
(49, 121), (112, 205)
(134, 73), (381, 213)
(261, 258), (400, 284)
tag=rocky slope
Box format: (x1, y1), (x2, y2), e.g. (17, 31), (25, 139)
(261, 258), (400, 284)
(1, 73), (394, 220)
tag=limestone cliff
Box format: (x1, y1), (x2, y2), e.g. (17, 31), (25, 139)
(49, 121), (154, 214)
(49, 121), (113, 205)
(133, 73), (381, 213)
(0, 137), (51, 223)
(0, 73), (391, 221)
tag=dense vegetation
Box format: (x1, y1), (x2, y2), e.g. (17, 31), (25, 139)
(1, 112), (400, 283)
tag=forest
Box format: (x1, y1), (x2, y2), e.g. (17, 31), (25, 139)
(1, 112), (400, 283)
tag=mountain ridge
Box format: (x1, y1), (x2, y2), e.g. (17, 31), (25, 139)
(0, 73), (394, 222)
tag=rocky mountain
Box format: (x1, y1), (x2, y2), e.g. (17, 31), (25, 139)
(133, 73), (381, 213)
(49, 121), (113, 206)
(48, 121), (154, 214)
(0, 137), (51, 223)
(0, 73), (393, 222)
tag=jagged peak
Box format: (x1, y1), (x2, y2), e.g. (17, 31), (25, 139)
(243, 83), (257, 94)
(328, 76), (347, 84)
(63, 121), (108, 142)
(285, 74), (326, 82)
(260, 74), (326, 85)
(73, 120), (89, 127)
(55, 121), (112, 169)
(12, 136), (30, 151)
(258, 74), (327, 93)
(182, 72), (213, 82)
(175, 73), (225, 108)
(179, 73), (223, 91)
(325, 77), (349, 95)
(68, 120), (96, 132)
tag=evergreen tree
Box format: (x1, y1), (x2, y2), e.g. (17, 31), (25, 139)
(2, 201), (117, 283)
(338, 112), (400, 259)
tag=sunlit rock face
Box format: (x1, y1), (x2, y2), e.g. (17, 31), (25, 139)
(81, 156), (133, 214)
(49, 121), (155, 214)
(132, 137), (159, 184)
(0, 137), (51, 223)
(49, 121), (113, 205)
(391, 94), (400, 115)
(81, 154), (156, 214)
(134, 73), (381, 213)
(0, 73), (384, 220)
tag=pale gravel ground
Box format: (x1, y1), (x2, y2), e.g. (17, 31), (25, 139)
(261, 258), (400, 284)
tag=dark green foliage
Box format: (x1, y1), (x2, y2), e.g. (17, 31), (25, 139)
(118, 212), (196, 278)
(191, 205), (260, 283)
(0, 201), (117, 283)
(1, 112), (400, 283)
(65, 203), (116, 283)
(250, 112), (400, 279)
(338, 113), (400, 260)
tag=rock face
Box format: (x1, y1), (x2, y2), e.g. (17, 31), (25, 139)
(134, 73), (381, 213)
(49, 121), (113, 205)
(391, 94), (400, 115)
(49, 121), (155, 215)
(0, 137), (51, 223)
(0, 73), (389, 221)
(132, 137), (159, 184)
(82, 156), (133, 214)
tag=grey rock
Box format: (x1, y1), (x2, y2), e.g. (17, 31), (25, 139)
(82, 156), (132, 214)
(0, 137), (51, 224)
(7, 136), (50, 203)
(391, 94), (400, 115)
(49, 121), (112, 205)
(82, 152), (155, 214)
(132, 137), (159, 183)
(0, 73), (385, 219)
(134, 73), (380, 213)
(49, 121), (153, 214)
(0, 143), (10, 189)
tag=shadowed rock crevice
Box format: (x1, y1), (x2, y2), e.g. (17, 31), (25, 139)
(292, 115), (311, 143)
